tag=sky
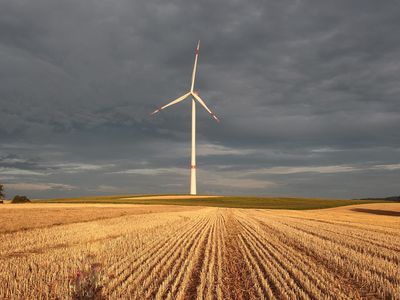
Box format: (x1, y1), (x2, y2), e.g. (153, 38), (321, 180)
(0, 0), (399, 199)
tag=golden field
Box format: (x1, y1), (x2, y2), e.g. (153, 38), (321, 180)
(0, 202), (399, 299)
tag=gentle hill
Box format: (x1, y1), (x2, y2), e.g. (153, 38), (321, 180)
(35, 195), (391, 210)
(359, 195), (400, 201)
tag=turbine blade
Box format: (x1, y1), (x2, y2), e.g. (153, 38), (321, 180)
(192, 92), (220, 122)
(190, 41), (200, 92)
(150, 92), (191, 115)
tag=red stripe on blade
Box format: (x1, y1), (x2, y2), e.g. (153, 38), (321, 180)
(150, 108), (161, 115)
(211, 113), (220, 122)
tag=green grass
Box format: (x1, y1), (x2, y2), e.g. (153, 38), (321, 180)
(35, 195), (390, 210)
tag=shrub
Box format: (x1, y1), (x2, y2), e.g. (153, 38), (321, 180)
(11, 195), (31, 203)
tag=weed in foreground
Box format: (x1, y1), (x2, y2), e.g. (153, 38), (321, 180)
(69, 254), (104, 300)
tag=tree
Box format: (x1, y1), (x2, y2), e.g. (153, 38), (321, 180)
(0, 184), (4, 199)
(11, 195), (31, 203)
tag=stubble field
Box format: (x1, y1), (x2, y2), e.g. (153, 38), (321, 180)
(0, 202), (399, 299)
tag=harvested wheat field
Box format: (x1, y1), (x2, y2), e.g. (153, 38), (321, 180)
(0, 203), (399, 299)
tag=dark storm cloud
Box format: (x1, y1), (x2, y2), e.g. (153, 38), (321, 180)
(1, 0), (399, 198)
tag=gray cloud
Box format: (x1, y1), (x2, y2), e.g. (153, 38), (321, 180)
(0, 0), (399, 198)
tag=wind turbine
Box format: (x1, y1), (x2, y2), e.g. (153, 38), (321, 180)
(150, 41), (219, 195)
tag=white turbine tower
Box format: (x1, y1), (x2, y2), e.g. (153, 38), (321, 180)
(150, 41), (219, 195)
